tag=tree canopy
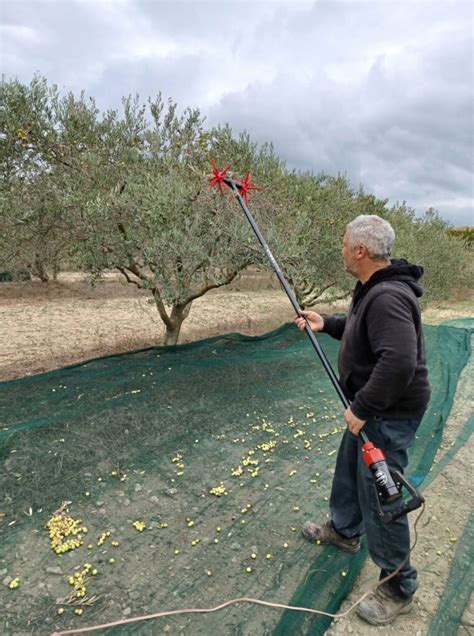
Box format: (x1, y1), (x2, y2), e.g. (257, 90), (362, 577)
(0, 74), (469, 342)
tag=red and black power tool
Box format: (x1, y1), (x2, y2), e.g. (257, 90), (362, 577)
(215, 171), (425, 524)
(361, 436), (424, 522)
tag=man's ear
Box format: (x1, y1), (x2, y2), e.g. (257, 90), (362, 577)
(355, 244), (367, 259)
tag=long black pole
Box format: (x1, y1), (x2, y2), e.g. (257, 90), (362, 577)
(224, 177), (370, 445)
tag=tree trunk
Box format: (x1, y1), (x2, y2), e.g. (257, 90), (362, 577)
(33, 254), (49, 282)
(164, 323), (182, 346)
(162, 301), (193, 346)
(52, 254), (60, 281)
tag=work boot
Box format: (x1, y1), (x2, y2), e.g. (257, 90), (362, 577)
(301, 519), (360, 553)
(356, 586), (414, 625)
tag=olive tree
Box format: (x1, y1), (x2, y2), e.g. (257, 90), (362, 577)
(386, 204), (470, 304)
(266, 172), (388, 307)
(3, 74), (468, 343)
(0, 74), (102, 278)
(69, 98), (279, 344)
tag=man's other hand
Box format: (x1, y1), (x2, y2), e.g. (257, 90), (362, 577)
(344, 407), (366, 436)
(295, 310), (324, 333)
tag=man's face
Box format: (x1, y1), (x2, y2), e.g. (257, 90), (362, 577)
(342, 230), (358, 277)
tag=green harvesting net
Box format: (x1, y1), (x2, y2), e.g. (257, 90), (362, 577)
(425, 319), (474, 636)
(0, 321), (471, 635)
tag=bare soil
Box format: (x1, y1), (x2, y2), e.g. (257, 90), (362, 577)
(1, 271), (472, 383)
(0, 272), (473, 635)
(0, 271), (297, 382)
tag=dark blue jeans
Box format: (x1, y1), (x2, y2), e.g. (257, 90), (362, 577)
(329, 416), (423, 598)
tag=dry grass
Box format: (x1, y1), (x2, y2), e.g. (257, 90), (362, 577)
(0, 271), (292, 381)
(0, 270), (472, 381)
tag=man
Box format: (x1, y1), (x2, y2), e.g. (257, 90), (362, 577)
(295, 214), (430, 626)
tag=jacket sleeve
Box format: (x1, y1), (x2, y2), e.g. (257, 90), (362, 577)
(350, 292), (418, 419)
(321, 314), (347, 340)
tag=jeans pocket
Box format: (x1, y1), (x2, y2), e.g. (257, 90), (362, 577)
(378, 418), (421, 452)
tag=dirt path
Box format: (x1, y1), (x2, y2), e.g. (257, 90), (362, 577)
(1, 273), (473, 634)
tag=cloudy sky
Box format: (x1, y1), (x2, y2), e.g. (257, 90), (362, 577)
(1, 0), (473, 225)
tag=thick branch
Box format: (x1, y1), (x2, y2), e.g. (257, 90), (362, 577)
(305, 288), (351, 307)
(302, 281), (336, 306)
(152, 288), (172, 328)
(116, 266), (141, 288)
(118, 259), (154, 289)
(183, 269), (240, 305)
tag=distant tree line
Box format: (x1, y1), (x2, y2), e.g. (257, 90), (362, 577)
(0, 74), (470, 343)
(448, 227), (474, 248)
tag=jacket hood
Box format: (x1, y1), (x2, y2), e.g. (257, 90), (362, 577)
(352, 258), (425, 308)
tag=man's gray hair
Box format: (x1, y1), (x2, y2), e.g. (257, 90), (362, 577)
(346, 215), (395, 260)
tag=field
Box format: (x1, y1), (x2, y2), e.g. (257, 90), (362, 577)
(0, 272), (473, 635)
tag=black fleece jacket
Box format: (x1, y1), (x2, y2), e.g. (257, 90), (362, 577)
(322, 259), (431, 420)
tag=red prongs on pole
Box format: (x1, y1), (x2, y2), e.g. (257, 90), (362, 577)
(239, 172), (264, 203)
(209, 160), (232, 192)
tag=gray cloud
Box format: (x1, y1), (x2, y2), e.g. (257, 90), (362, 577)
(1, 0), (472, 225)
